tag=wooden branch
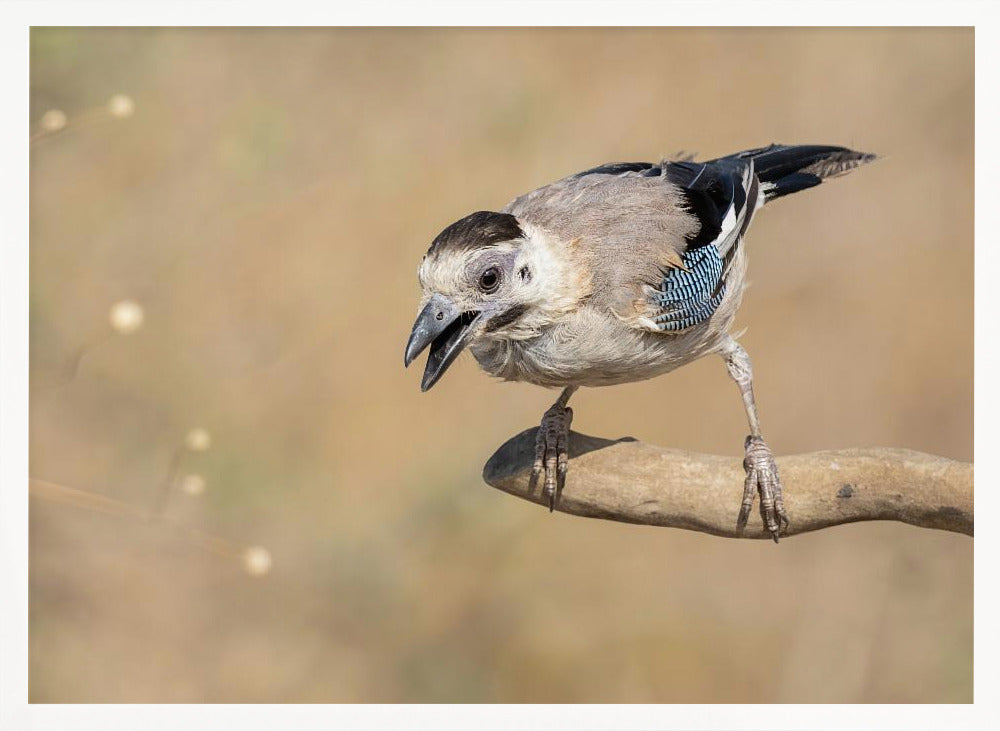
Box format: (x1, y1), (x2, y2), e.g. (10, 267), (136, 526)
(482, 429), (973, 538)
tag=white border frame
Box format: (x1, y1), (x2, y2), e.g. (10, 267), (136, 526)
(3, 2), (996, 729)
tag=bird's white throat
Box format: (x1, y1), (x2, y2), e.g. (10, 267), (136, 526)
(492, 222), (592, 341)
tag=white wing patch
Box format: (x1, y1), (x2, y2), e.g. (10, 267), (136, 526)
(712, 159), (759, 261)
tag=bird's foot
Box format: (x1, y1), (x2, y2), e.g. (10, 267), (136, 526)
(737, 435), (790, 542)
(530, 401), (574, 512)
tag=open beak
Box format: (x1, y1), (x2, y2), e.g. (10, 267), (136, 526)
(404, 293), (482, 391)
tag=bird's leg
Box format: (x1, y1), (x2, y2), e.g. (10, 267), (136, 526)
(720, 336), (789, 542)
(530, 385), (577, 512)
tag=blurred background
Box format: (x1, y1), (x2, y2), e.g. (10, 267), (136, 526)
(29, 27), (973, 703)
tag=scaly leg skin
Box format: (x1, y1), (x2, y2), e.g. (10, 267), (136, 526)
(721, 336), (790, 542)
(530, 386), (577, 512)
(739, 435), (789, 541)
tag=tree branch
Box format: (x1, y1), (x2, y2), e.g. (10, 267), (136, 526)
(482, 429), (973, 538)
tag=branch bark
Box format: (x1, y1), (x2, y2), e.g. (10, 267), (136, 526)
(482, 429), (973, 538)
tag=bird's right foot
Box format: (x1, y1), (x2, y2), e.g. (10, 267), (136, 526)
(737, 435), (790, 541)
(530, 401), (574, 511)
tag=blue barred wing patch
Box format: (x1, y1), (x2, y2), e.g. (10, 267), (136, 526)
(649, 245), (726, 332)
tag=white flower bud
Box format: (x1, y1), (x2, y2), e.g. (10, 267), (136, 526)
(243, 546), (272, 576)
(109, 300), (144, 334)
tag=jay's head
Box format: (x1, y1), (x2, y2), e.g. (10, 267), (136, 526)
(405, 210), (566, 391)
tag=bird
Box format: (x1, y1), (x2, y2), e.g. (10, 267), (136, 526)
(404, 143), (876, 541)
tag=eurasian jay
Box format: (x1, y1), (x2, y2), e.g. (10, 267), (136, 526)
(405, 144), (875, 541)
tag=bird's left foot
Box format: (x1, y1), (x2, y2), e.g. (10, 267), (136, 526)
(530, 401), (574, 511)
(737, 435), (790, 542)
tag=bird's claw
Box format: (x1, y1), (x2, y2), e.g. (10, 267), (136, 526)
(737, 435), (789, 542)
(530, 403), (573, 511)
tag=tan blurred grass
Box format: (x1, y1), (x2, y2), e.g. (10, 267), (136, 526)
(29, 27), (972, 702)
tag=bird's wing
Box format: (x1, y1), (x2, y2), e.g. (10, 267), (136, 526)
(642, 156), (762, 332)
(503, 158), (760, 331)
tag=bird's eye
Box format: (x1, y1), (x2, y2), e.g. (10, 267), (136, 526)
(479, 266), (501, 293)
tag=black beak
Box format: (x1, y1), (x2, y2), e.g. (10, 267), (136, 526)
(404, 294), (482, 391)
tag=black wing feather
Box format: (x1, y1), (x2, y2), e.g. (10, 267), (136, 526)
(663, 160), (746, 250)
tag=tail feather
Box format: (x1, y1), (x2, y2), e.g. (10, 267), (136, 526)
(726, 143), (877, 202)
